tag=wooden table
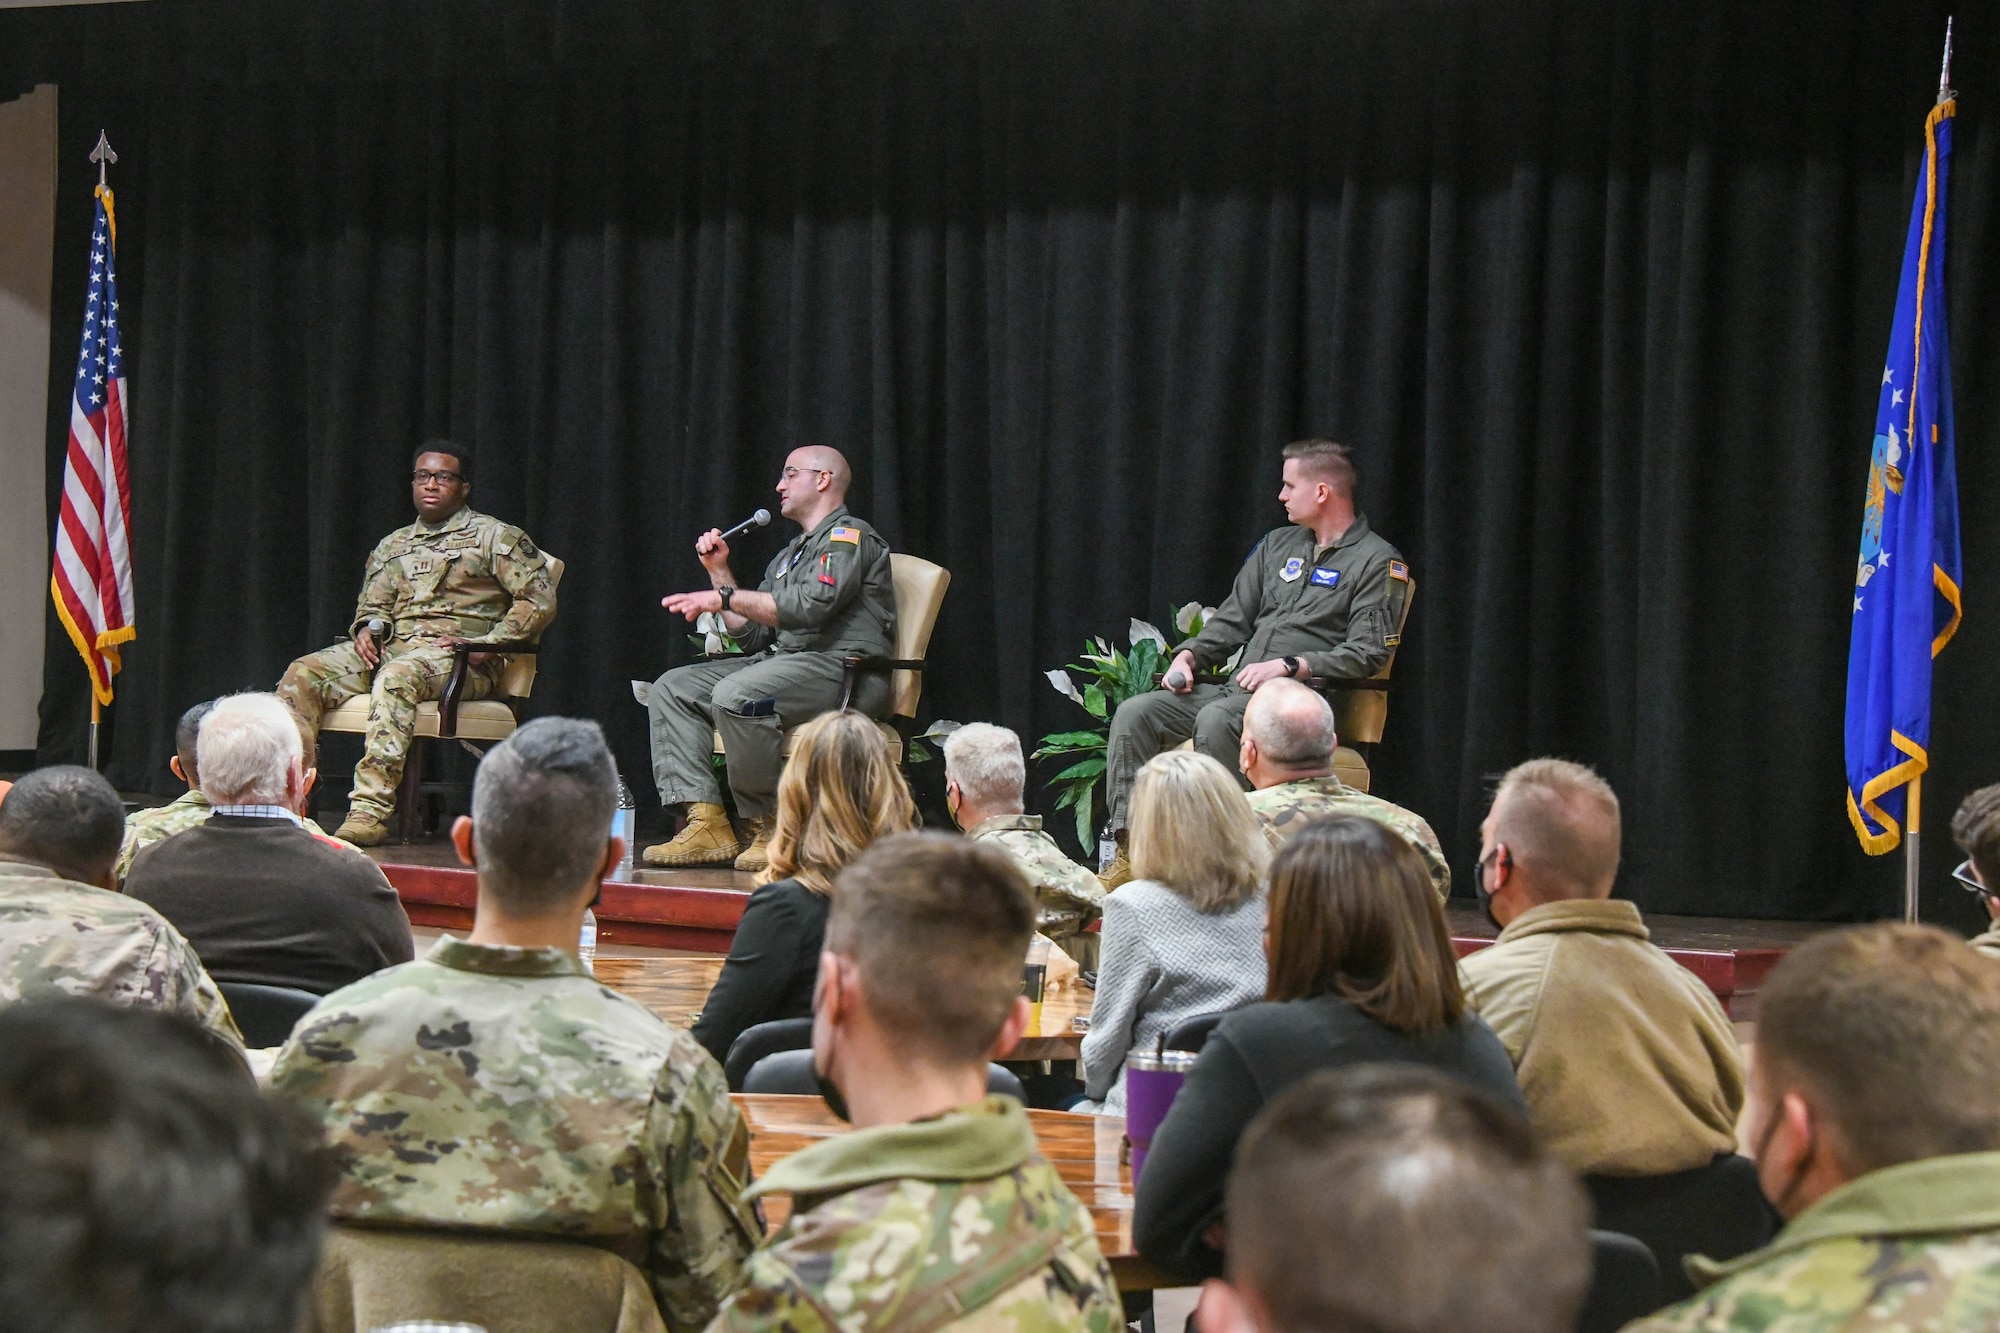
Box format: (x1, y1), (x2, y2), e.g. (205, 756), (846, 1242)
(734, 1093), (1176, 1290)
(593, 956), (1092, 1061)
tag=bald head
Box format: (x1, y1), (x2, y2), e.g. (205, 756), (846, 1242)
(1487, 759), (1621, 902)
(1243, 679), (1338, 776)
(791, 445), (851, 495)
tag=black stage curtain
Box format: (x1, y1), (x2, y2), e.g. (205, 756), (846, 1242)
(8, 0), (1998, 924)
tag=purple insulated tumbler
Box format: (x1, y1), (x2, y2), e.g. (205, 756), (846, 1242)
(1124, 1049), (1198, 1184)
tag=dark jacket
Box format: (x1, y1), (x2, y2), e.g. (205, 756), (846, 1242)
(124, 815), (413, 995)
(1132, 991), (1525, 1281)
(691, 877), (829, 1064)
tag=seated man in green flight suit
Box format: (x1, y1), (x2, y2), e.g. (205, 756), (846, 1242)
(646, 444), (898, 872)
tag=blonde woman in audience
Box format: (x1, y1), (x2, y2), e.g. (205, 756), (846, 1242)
(1079, 750), (1270, 1114)
(692, 710), (918, 1064)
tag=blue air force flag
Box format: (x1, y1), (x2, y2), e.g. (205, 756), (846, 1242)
(1844, 94), (1964, 854)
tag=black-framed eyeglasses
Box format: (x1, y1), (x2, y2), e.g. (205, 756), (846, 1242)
(413, 469), (464, 485)
(1954, 858), (1993, 899)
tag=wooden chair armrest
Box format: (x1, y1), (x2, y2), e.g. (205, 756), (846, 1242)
(838, 656), (927, 711)
(440, 642), (541, 738)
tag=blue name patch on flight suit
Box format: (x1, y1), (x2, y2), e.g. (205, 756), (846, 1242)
(1309, 568), (1341, 588)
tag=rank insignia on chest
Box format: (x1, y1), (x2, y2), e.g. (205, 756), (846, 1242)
(1310, 568), (1341, 589)
(1279, 556), (1305, 582)
(829, 526), (860, 544)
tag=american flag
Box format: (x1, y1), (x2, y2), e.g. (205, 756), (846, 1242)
(51, 183), (136, 704)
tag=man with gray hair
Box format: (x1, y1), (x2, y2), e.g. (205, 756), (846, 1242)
(1461, 757), (1744, 1179)
(944, 722), (1104, 970)
(269, 717), (760, 1330)
(0, 764), (241, 1044)
(1240, 679), (1449, 899)
(126, 693), (411, 997)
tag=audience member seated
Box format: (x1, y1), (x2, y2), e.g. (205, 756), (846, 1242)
(944, 722), (1105, 970)
(1460, 758), (1743, 1177)
(0, 765), (241, 1044)
(126, 693), (414, 996)
(1951, 783), (2000, 958)
(1239, 680), (1450, 899)
(1196, 1065), (1589, 1333)
(1628, 924), (2000, 1330)
(268, 718), (759, 1329)
(1081, 750), (1270, 1115)
(1136, 817), (1523, 1280)
(709, 832), (1121, 1333)
(0, 997), (334, 1333)
(692, 709), (916, 1064)
(118, 699), (337, 881)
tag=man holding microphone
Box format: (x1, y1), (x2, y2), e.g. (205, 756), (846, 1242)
(646, 445), (898, 871)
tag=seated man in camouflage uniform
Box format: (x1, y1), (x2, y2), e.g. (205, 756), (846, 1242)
(647, 445), (897, 871)
(277, 440), (558, 847)
(1240, 680), (1448, 900)
(268, 719), (759, 1330)
(712, 833), (1121, 1333)
(0, 766), (240, 1046)
(1101, 439), (1410, 888)
(1629, 923), (2000, 1332)
(117, 699), (338, 881)
(944, 722), (1104, 971)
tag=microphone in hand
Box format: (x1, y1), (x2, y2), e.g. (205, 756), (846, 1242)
(719, 508), (773, 541)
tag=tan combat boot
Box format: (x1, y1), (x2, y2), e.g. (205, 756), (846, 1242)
(733, 818), (776, 874)
(335, 812), (389, 848)
(1097, 838), (1132, 892)
(642, 802), (743, 868)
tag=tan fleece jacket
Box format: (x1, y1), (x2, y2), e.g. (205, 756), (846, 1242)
(1459, 898), (1744, 1177)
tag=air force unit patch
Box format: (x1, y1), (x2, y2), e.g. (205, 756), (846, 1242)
(1279, 556), (1305, 582)
(1310, 568), (1341, 588)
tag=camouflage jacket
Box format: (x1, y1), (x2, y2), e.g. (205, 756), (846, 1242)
(350, 505), (558, 648)
(1184, 517), (1408, 683)
(1627, 1152), (2000, 1331)
(967, 815), (1105, 949)
(730, 506), (897, 658)
(116, 789), (332, 882)
(0, 853), (242, 1045)
(714, 1096), (1121, 1333)
(1246, 775), (1451, 900)
(266, 936), (760, 1332)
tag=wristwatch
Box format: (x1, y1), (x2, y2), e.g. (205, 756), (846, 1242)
(718, 585), (736, 612)
(1282, 655), (1302, 679)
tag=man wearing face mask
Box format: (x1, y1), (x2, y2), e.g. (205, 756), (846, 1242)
(1458, 758), (1743, 1178)
(1629, 923), (2000, 1330)
(711, 833), (1121, 1333)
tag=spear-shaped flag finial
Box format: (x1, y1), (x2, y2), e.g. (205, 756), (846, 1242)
(90, 130), (117, 189)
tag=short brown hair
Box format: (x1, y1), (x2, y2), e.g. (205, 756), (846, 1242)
(764, 710), (918, 895)
(1264, 817), (1463, 1031)
(1280, 438), (1357, 500)
(1228, 1065), (1590, 1333)
(1490, 758), (1621, 898)
(1951, 784), (2000, 888)
(827, 832), (1037, 1064)
(1758, 923), (2000, 1176)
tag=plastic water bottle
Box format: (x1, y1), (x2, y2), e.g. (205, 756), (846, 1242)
(578, 907), (598, 973)
(1098, 822), (1117, 873)
(615, 778), (637, 872)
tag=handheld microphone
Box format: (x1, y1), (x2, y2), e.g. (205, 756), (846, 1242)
(718, 508), (773, 541)
(365, 617), (390, 643)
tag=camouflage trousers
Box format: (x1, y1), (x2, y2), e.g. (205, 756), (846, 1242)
(1105, 683), (1252, 829)
(277, 639), (503, 825)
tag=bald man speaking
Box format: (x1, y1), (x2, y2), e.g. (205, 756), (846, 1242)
(646, 446), (898, 870)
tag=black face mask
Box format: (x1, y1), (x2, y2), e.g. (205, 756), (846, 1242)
(1474, 855), (1503, 932)
(1752, 1103), (1816, 1217)
(811, 1042), (852, 1123)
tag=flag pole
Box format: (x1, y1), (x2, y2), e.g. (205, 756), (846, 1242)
(1940, 16), (1955, 105)
(1905, 774), (1922, 923)
(89, 697), (100, 771)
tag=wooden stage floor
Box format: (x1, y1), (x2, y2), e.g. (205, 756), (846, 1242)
(368, 838), (1823, 1018)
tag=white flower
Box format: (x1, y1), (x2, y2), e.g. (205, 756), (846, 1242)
(1045, 669), (1085, 705)
(1173, 601), (1205, 636)
(917, 719), (963, 741)
(1129, 618), (1168, 651)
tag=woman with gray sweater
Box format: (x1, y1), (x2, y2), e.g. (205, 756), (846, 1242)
(1080, 751), (1271, 1114)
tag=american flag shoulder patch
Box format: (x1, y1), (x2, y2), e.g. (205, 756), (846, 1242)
(1388, 560), (1410, 581)
(829, 526), (861, 544)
